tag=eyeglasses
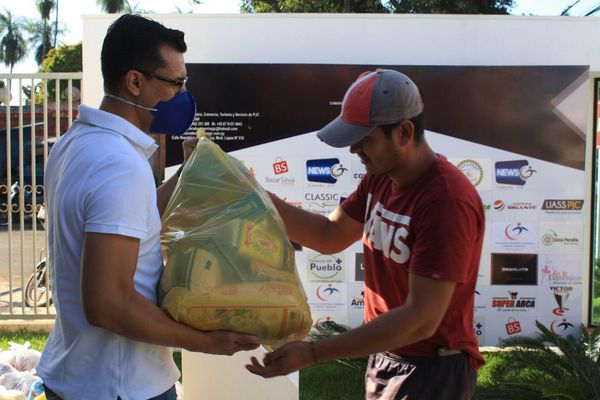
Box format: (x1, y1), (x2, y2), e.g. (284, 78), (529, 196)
(137, 69), (188, 94)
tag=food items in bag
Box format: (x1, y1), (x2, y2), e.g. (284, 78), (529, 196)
(162, 282), (311, 344)
(160, 138), (312, 345)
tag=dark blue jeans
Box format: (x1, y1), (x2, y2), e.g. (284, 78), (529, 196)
(44, 384), (177, 400)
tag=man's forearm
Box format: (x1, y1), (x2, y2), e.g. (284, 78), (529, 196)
(312, 305), (435, 363)
(86, 288), (207, 351)
(269, 193), (346, 254)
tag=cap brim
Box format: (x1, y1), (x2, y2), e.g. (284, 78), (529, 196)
(317, 117), (375, 148)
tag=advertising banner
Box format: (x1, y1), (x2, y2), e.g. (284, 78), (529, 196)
(168, 64), (587, 346)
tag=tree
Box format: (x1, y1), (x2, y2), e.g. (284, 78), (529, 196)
(241, 0), (387, 13)
(386, 0), (513, 14)
(96, 0), (128, 13)
(476, 321), (600, 400)
(241, 0), (514, 14)
(0, 10), (28, 72)
(27, 0), (63, 66)
(38, 42), (82, 101)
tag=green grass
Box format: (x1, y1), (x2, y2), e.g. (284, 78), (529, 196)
(0, 330), (524, 399)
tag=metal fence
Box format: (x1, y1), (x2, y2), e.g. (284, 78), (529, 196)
(0, 72), (82, 319)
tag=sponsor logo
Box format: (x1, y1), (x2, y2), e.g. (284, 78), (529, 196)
(550, 285), (572, 316)
(541, 230), (580, 247)
(494, 200), (537, 211)
(505, 317), (522, 335)
(504, 222), (529, 240)
(473, 320), (484, 338)
(306, 158), (348, 184)
(550, 318), (575, 335)
(491, 291), (536, 311)
(350, 290), (364, 310)
(541, 199), (584, 215)
(495, 160), (536, 186)
(272, 157), (289, 175)
(305, 192), (340, 201)
(315, 284), (340, 301)
(456, 159), (483, 187)
(355, 253), (365, 281)
(491, 253), (538, 286)
(308, 254), (344, 281)
(493, 200), (505, 211)
(540, 264), (583, 286)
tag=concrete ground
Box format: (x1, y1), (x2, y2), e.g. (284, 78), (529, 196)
(0, 221), (55, 329)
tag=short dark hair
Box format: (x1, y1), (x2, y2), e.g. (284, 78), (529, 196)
(101, 14), (187, 93)
(380, 113), (425, 143)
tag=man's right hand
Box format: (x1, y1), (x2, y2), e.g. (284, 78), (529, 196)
(187, 330), (260, 356)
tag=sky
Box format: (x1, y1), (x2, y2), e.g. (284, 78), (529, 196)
(0, 0), (599, 74)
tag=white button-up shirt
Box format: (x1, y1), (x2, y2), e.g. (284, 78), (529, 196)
(37, 105), (180, 400)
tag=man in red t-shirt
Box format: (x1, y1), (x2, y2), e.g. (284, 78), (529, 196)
(246, 69), (485, 399)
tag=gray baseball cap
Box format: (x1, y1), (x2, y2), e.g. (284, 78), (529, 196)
(317, 69), (424, 148)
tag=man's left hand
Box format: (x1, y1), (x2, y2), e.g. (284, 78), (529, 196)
(245, 341), (315, 378)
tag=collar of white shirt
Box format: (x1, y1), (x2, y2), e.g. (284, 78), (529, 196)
(76, 104), (159, 158)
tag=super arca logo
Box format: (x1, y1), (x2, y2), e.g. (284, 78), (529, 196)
(363, 195), (411, 264)
(306, 158), (348, 184)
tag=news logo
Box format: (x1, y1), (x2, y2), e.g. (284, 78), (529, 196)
(306, 158), (348, 184)
(495, 160), (536, 186)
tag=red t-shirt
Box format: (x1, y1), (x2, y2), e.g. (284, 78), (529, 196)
(341, 155), (485, 370)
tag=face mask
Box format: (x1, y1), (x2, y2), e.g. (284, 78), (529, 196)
(105, 92), (197, 136)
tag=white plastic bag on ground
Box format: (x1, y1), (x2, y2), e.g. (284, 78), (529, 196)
(0, 371), (38, 395)
(0, 384), (26, 400)
(0, 343), (41, 372)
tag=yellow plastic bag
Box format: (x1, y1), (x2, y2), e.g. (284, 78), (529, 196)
(159, 138), (312, 345)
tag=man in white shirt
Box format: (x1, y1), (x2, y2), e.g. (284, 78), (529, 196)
(37, 14), (259, 400)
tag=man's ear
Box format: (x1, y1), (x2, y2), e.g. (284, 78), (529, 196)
(122, 70), (145, 97)
(394, 120), (415, 146)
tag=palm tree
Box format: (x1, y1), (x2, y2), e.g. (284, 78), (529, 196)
(0, 9), (28, 73)
(96, 0), (128, 13)
(476, 321), (600, 399)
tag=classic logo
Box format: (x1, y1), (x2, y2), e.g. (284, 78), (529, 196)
(456, 159), (483, 187)
(315, 284), (340, 301)
(364, 200), (411, 264)
(308, 254), (344, 281)
(272, 157), (289, 175)
(505, 317), (522, 335)
(491, 291), (536, 311)
(542, 199), (583, 212)
(306, 158), (348, 184)
(495, 160), (536, 185)
(541, 230), (579, 247)
(304, 192), (340, 202)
